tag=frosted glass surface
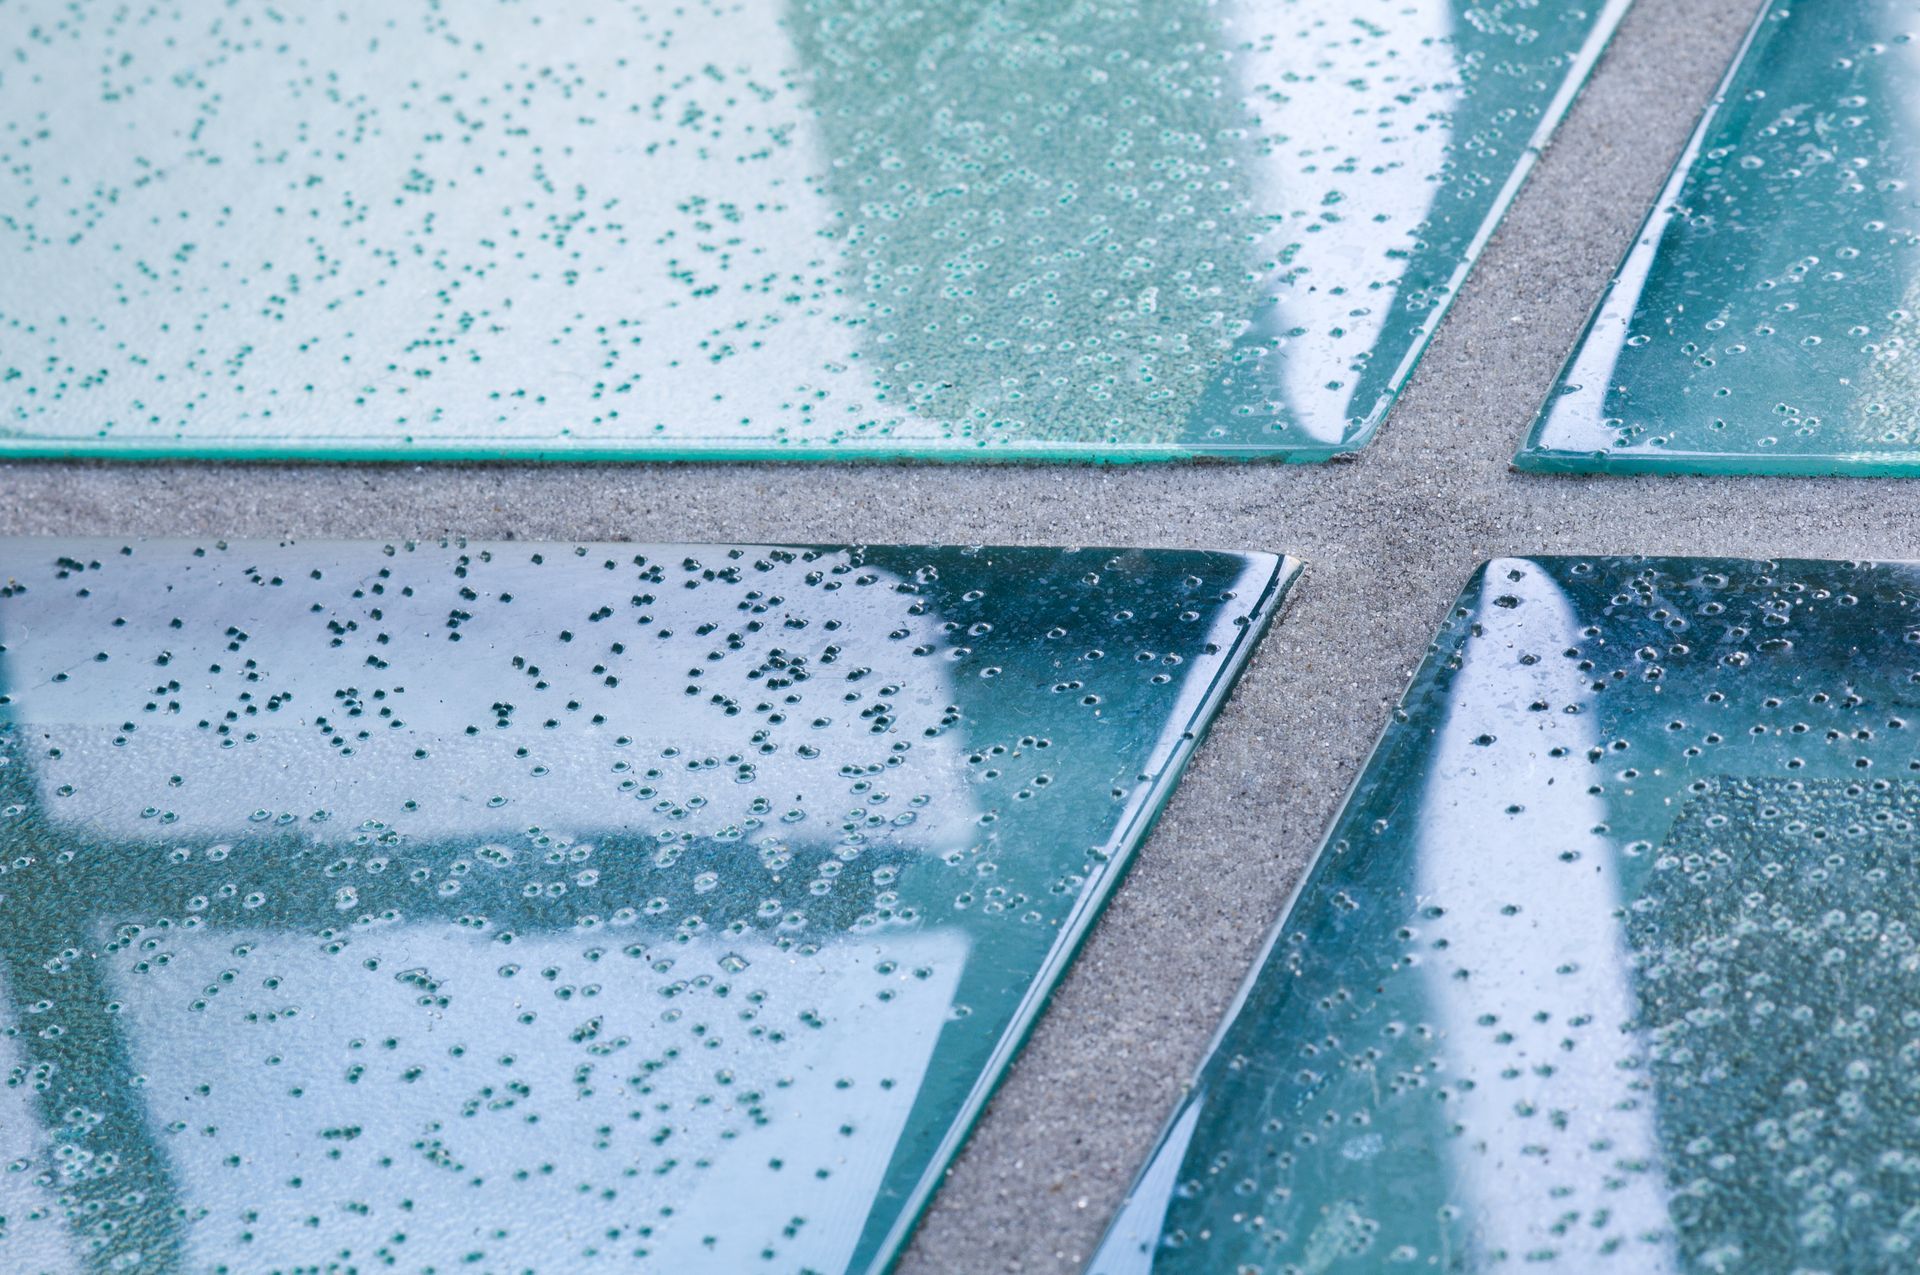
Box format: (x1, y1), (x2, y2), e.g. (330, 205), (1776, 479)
(0, 538), (1293, 1273)
(0, 0), (1624, 460)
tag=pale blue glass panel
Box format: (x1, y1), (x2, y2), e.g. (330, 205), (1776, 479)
(0, 539), (1293, 1273)
(0, 1), (1625, 460)
(1522, 2), (1920, 475)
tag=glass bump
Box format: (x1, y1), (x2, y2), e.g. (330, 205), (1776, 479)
(1521, 1), (1920, 476)
(0, 0), (1623, 461)
(0, 538), (1294, 1273)
(1095, 555), (1920, 1273)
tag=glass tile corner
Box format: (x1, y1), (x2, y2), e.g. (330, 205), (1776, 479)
(1520, 2), (1920, 476)
(0, 538), (1293, 1273)
(0, 0), (1625, 462)
(1095, 555), (1920, 1272)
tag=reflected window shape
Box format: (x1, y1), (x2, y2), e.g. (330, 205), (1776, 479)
(1094, 556), (1920, 1273)
(0, 539), (1294, 1274)
(1521, 3), (1920, 476)
(0, 0), (1624, 461)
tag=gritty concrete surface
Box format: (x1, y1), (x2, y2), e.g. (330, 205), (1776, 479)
(0, 0), (1857, 1269)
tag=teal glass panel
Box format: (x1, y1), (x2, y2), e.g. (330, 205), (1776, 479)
(1522, 3), (1920, 476)
(0, 538), (1293, 1273)
(0, 0), (1625, 462)
(1095, 555), (1920, 1272)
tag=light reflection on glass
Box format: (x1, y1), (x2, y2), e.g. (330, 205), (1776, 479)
(1097, 556), (1920, 1272)
(0, 539), (1292, 1273)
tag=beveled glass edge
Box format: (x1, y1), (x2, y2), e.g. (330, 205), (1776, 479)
(871, 549), (1300, 1273)
(1084, 555), (1536, 1273)
(1513, 0), (1798, 478)
(0, 436), (1360, 464)
(1347, 0), (1636, 461)
(1514, 443), (1920, 477)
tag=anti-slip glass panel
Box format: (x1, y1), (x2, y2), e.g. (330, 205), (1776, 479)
(1095, 556), (1920, 1273)
(0, 539), (1293, 1274)
(1522, 2), (1920, 476)
(0, 0), (1625, 461)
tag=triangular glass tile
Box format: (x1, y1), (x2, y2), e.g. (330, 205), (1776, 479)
(1521, 3), (1920, 475)
(0, 539), (1293, 1273)
(0, 0), (1623, 461)
(1096, 555), (1920, 1272)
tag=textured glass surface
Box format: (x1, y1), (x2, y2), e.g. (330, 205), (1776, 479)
(1522, 2), (1920, 476)
(1096, 555), (1920, 1273)
(0, 539), (1292, 1273)
(0, 0), (1625, 461)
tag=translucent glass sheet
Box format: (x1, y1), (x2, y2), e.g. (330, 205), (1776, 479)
(1522, 2), (1920, 476)
(0, 0), (1625, 461)
(0, 539), (1292, 1273)
(1096, 555), (1920, 1272)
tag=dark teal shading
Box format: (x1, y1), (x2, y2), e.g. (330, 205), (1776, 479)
(1097, 556), (1920, 1271)
(1522, 2), (1920, 474)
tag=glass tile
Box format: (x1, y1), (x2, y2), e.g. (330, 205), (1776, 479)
(1521, 3), (1920, 476)
(0, 538), (1292, 1273)
(0, 0), (1625, 462)
(1095, 555), (1920, 1272)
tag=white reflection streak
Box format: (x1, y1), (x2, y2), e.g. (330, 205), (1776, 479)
(1232, 0), (1458, 443)
(1415, 566), (1675, 1267)
(1866, 30), (1920, 421)
(1531, 3), (1762, 454)
(1087, 1099), (1204, 1275)
(110, 928), (967, 1273)
(4, 546), (975, 848)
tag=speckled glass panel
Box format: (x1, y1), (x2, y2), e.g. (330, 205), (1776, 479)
(0, 539), (1292, 1273)
(0, 0), (1626, 461)
(1095, 555), (1920, 1273)
(1522, 2), (1920, 476)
